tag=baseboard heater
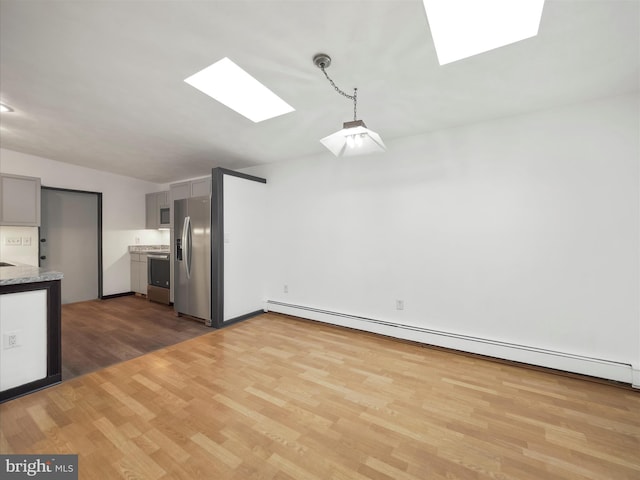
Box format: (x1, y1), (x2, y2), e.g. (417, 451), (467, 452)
(265, 300), (635, 386)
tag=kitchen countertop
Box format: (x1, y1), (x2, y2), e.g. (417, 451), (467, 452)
(129, 245), (170, 254)
(0, 262), (64, 286)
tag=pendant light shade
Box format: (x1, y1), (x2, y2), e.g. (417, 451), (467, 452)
(313, 53), (386, 157)
(320, 120), (386, 157)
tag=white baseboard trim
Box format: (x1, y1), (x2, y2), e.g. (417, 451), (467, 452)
(266, 301), (635, 386)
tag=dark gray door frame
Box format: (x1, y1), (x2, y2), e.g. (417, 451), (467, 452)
(41, 186), (103, 299)
(210, 167), (266, 328)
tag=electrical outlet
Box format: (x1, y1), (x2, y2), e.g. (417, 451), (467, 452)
(3, 331), (20, 349)
(396, 300), (404, 311)
(5, 237), (22, 246)
(22, 236), (32, 246)
(284, 285), (288, 294)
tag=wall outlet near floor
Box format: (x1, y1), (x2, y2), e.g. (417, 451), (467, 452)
(5, 237), (22, 246)
(3, 331), (21, 349)
(396, 299), (404, 311)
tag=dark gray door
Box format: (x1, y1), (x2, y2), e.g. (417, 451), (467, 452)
(41, 189), (100, 304)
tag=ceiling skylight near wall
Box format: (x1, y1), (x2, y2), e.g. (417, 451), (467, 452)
(422, 0), (545, 65)
(184, 57), (294, 122)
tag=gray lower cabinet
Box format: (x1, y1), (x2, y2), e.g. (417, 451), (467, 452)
(130, 253), (148, 294)
(0, 173), (41, 226)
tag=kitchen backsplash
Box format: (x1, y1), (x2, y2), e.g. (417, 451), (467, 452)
(132, 228), (170, 247)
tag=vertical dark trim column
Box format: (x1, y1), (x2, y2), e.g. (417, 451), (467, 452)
(210, 167), (267, 329)
(211, 168), (225, 328)
(47, 279), (62, 376)
(96, 193), (103, 299)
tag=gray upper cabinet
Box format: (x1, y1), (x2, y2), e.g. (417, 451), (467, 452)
(157, 191), (170, 228)
(145, 191), (170, 229)
(169, 176), (211, 225)
(0, 173), (41, 226)
(145, 193), (157, 229)
(169, 182), (191, 202)
(191, 177), (211, 197)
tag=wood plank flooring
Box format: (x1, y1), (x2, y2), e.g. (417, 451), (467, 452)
(62, 295), (210, 379)
(2, 312), (639, 479)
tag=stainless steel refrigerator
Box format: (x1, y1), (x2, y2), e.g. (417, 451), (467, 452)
(174, 196), (211, 323)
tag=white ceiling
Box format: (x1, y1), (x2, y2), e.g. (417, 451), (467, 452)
(0, 0), (638, 183)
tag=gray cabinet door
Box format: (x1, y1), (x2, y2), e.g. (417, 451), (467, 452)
(170, 182), (191, 202)
(191, 177), (211, 197)
(130, 253), (148, 294)
(0, 174), (41, 226)
(157, 191), (169, 208)
(145, 193), (157, 229)
(130, 253), (140, 292)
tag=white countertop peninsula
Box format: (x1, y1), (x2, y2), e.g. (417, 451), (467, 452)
(0, 261), (63, 402)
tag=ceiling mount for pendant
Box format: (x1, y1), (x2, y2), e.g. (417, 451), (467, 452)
(312, 52), (385, 157)
(312, 53), (332, 69)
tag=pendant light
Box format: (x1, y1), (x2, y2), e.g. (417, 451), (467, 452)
(313, 54), (386, 157)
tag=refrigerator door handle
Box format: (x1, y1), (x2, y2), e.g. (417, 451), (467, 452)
(187, 216), (193, 279)
(182, 215), (192, 279)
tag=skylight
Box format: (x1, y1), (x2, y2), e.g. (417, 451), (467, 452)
(184, 57), (295, 123)
(422, 0), (545, 65)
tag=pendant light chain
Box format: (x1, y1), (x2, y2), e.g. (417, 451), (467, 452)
(353, 88), (357, 122)
(320, 65), (358, 121)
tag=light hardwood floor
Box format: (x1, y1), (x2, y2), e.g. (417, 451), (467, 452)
(1, 312), (639, 479)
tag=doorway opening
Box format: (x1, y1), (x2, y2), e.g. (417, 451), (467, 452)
(40, 187), (103, 304)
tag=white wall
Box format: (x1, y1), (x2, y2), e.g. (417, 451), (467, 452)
(0, 148), (167, 295)
(244, 93), (640, 385)
(223, 174), (267, 321)
(0, 226), (39, 266)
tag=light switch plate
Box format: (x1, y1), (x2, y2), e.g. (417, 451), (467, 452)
(5, 237), (22, 246)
